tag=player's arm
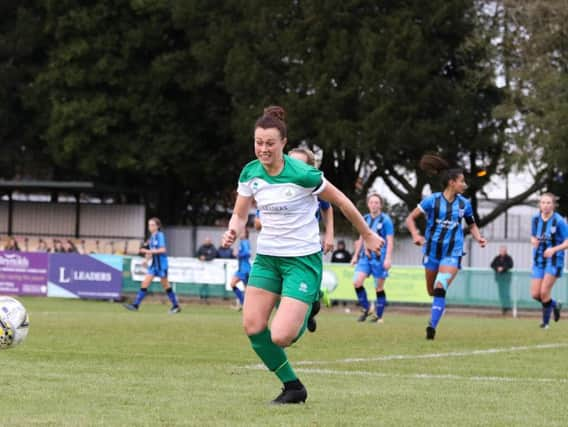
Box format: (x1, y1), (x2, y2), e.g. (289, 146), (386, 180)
(383, 235), (394, 270)
(351, 236), (362, 265)
(544, 221), (568, 258)
(319, 182), (384, 255)
(223, 195), (253, 247)
(405, 207), (425, 246)
(321, 205), (335, 254)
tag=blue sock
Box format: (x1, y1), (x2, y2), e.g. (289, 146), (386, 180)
(133, 288), (148, 307)
(429, 288), (446, 329)
(376, 290), (386, 318)
(166, 287), (179, 307)
(233, 287), (244, 305)
(355, 287), (369, 311)
(542, 300), (553, 325)
(551, 299), (557, 309)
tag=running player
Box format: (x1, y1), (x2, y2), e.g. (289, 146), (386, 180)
(530, 192), (568, 328)
(221, 105), (383, 404)
(123, 217), (181, 313)
(406, 155), (486, 340)
(351, 193), (394, 323)
(229, 229), (251, 310)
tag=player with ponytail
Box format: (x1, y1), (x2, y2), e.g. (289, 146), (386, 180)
(406, 155), (487, 340)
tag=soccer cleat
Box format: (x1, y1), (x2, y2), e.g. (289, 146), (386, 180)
(368, 314), (379, 323)
(123, 303), (138, 311)
(539, 323), (549, 329)
(357, 309), (370, 322)
(426, 326), (436, 340)
(169, 306), (181, 314)
(271, 385), (307, 405)
(553, 303), (562, 322)
(307, 300), (321, 333)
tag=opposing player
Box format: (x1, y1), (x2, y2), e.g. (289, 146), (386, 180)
(123, 217), (181, 314)
(351, 193), (394, 323)
(530, 193), (568, 328)
(288, 147), (334, 332)
(230, 229), (251, 310)
(222, 105), (383, 404)
(406, 155), (487, 340)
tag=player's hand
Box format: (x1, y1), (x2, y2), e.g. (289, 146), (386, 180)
(363, 234), (384, 258)
(412, 234), (425, 246)
(139, 248), (149, 255)
(383, 259), (392, 270)
(478, 237), (488, 248)
(323, 239), (334, 254)
(544, 248), (556, 258)
(350, 255), (358, 266)
(222, 229), (237, 248)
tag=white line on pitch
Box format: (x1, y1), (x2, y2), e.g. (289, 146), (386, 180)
(245, 342), (568, 369)
(292, 368), (568, 384)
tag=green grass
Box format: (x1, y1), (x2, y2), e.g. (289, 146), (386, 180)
(2, 298), (568, 426)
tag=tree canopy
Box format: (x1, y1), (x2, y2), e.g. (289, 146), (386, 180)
(0, 1), (559, 226)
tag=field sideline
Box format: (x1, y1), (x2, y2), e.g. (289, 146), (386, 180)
(2, 298), (567, 426)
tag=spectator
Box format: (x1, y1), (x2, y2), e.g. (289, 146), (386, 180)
(64, 240), (78, 253)
(197, 237), (217, 261)
(331, 240), (351, 263)
(53, 239), (65, 253)
(490, 245), (514, 315)
(4, 236), (20, 252)
(36, 239), (50, 252)
(217, 240), (235, 259)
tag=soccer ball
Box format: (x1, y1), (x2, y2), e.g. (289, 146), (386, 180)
(0, 297), (29, 350)
(321, 270), (338, 294)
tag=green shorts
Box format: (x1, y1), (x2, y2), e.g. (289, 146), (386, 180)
(248, 252), (323, 304)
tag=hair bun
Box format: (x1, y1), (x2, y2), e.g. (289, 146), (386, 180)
(419, 154), (450, 176)
(263, 105), (286, 123)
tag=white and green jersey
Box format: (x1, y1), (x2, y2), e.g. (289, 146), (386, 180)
(238, 155), (327, 256)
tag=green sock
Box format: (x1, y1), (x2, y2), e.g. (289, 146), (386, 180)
(248, 328), (297, 383)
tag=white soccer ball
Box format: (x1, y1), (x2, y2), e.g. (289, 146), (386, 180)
(0, 297), (29, 350)
(321, 270), (338, 294)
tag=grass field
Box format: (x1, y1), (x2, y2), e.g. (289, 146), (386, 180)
(2, 297), (568, 427)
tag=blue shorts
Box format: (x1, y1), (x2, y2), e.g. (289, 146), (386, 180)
(423, 255), (462, 271)
(234, 270), (250, 284)
(148, 266), (168, 278)
(354, 258), (389, 281)
(532, 264), (563, 279)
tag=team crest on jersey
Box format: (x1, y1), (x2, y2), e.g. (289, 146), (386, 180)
(252, 180), (259, 190)
(458, 208), (464, 218)
(284, 188), (295, 198)
(551, 226), (557, 234)
(376, 223), (383, 230)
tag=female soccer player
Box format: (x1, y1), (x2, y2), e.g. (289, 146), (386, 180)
(351, 193), (394, 323)
(406, 155), (487, 340)
(124, 217), (181, 314)
(530, 192), (567, 328)
(229, 229), (251, 310)
(221, 106), (383, 404)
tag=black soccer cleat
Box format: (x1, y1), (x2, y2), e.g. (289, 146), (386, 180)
(426, 326), (436, 340)
(123, 303), (138, 311)
(539, 323), (549, 329)
(271, 385), (307, 405)
(307, 300), (321, 333)
(553, 303), (562, 322)
(357, 309), (370, 322)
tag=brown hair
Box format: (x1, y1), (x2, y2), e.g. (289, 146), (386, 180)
(419, 154), (463, 188)
(367, 193), (383, 205)
(289, 147), (315, 166)
(148, 217), (162, 229)
(255, 105), (287, 139)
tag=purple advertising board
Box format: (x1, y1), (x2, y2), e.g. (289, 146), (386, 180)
(48, 253), (122, 300)
(0, 251), (49, 296)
